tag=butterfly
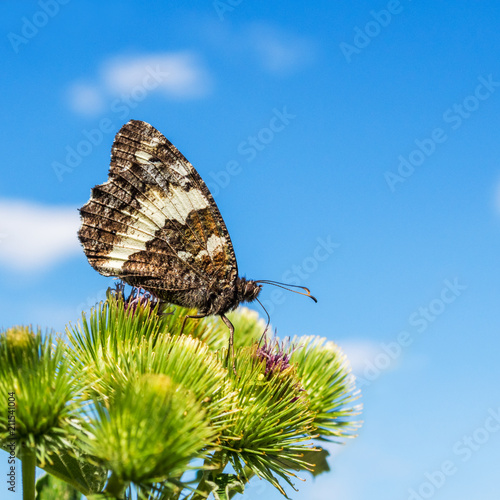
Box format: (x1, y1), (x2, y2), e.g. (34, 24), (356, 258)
(78, 120), (316, 360)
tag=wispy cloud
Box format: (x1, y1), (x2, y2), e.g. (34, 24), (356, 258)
(0, 199), (80, 272)
(244, 23), (317, 75)
(66, 51), (213, 116)
(204, 21), (317, 76)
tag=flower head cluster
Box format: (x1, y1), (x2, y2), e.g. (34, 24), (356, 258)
(0, 326), (84, 468)
(3, 298), (362, 499)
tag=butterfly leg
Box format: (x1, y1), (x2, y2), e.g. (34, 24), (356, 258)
(180, 314), (206, 335)
(221, 314), (237, 375)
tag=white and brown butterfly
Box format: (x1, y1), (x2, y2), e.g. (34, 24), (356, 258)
(78, 120), (315, 357)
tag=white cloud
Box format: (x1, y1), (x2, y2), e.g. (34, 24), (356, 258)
(245, 23), (317, 75)
(0, 199), (81, 272)
(102, 52), (212, 98)
(66, 51), (212, 117)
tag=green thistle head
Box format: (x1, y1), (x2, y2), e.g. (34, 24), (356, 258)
(81, 374), (215, 490)
(219, 345), (316, 495)
(0, 326), (84, 466)
(291, 335), (362, 440)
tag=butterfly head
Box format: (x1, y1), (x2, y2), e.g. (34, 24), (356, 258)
(236, 277), (262, 304)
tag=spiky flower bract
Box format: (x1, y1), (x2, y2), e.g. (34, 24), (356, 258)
(128, 333), (235, 427)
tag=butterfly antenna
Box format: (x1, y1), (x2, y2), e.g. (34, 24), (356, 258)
(255, 280), (318, 303)
(255, 297), (271, 346)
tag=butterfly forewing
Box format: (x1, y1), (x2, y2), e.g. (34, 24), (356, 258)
(78, 120), (238, 306)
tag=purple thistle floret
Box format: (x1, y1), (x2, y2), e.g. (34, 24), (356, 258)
(256, 335), (299, 375)
(111, 281), (159, 313)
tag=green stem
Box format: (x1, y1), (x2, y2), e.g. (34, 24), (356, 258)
(191, 452), (227, 500)
(21, 447), (36, 500)
(190, 474), (213, 500)
(101, 472), (127, 499)
(228, 467), (255, 499)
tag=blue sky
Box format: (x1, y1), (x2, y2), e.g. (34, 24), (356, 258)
(2, 1), (500, 499)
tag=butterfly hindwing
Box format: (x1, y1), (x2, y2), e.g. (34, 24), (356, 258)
(78, 120), (238, 307)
